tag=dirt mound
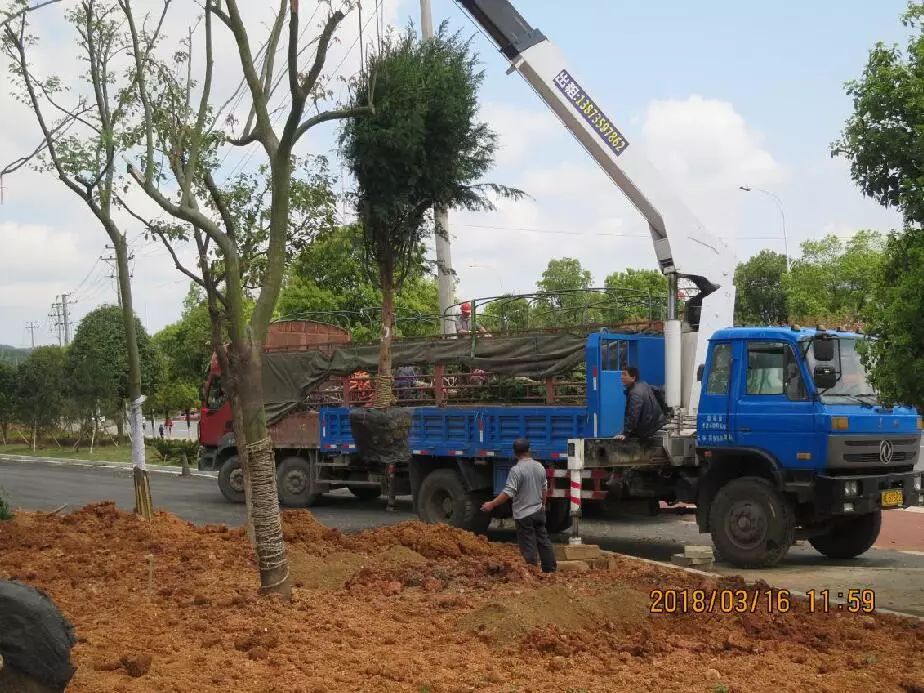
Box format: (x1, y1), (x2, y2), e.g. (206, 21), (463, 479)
(461, 583), (650, 645)
(0, 502), (923, 692)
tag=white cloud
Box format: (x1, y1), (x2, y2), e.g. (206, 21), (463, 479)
(479, 101), (559, 166)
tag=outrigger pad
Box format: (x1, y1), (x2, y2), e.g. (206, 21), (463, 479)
(348, 408), (413, 466)
(0, 580), (76, 692)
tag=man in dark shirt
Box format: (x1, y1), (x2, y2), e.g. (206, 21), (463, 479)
(615, 367), (666, 441)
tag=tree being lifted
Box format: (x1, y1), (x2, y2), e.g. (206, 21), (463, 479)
(339, 25), (522, 406)
(1, 0), (167, 518)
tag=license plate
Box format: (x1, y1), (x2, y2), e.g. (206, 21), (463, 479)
(881, 489), (904, 507)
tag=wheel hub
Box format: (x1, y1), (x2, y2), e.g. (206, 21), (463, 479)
(229, 468), (245, 494)
(284, 470), (307, 495)
(726, 500), (768, 550)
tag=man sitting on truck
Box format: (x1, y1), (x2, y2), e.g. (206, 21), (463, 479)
(480, 438), (557, 574)
(615, 366), (666, 442)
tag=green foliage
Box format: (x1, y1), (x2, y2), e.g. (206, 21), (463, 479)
(833, 2), (924, 226)
(534, 258), (596, 324)
(603, 268), (667, 323)
(15, 345), (69, 436)
(276, 225), (439, 341)
(860, 230), (924, 408)
(784, 231), (883, 324)
(734, 250), (788, 325)
(481, 295), (532, 332)
(0, 345), (29, 366)
(0, 361), (16, 441)
(0, 490), (11, 521)
(146, 436), (198, 462)
(67, 306), (164, 421)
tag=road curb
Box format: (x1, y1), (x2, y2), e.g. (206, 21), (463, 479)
(0, 454), (218, 479)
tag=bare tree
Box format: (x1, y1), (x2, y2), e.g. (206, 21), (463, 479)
(121, 0), (372, 597)
(1, 0), (172, 519)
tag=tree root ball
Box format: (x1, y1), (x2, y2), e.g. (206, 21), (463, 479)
(0, 580), (76, 692)
(348, 408), (413, 466)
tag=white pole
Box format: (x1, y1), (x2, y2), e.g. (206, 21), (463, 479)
(420, 0), (457, 335)
(567, 439), (584, 545)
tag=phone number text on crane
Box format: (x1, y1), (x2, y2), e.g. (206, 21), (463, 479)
(552, 69), (629, 156)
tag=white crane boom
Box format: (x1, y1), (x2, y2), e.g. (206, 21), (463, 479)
(456, 0), (736, 413)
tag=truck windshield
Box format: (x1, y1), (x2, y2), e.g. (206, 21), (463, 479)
(806, 338), (878, 405)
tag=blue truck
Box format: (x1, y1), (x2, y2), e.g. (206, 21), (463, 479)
(203, 324), (922, 568)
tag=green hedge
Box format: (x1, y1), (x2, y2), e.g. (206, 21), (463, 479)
(146, 438), (199, 463)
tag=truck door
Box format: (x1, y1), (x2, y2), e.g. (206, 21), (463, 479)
(697, 341), (734, 447)
(732, 340), (818, 468)
(599, 337), (628, 436)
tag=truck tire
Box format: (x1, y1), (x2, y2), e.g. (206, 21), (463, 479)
(277, 456), (319, 508)
(709, 476), (794, 568)
(809, 511), (882, 559)
(218, 456), (245, 504)
(417, 468), (491, 534)
(545, 498), (572, 534)
(349, 486), (382, 501)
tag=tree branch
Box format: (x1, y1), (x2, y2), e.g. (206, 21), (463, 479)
(0, 0), (61, 32)
(294, 105), (373, 142)
(181, 0), (215, 208)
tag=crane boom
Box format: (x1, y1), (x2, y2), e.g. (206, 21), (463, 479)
(456, 0), (736, 413)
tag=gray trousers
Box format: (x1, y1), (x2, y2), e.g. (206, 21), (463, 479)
(514, 509), (557, 573)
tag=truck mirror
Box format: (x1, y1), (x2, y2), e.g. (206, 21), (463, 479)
(813, 365), (837, 390)
(813, 338), (835, 362)
(696, 364), (705, 382)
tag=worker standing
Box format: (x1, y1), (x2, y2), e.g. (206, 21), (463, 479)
(481, 438), (557, 573)
(455, 302), (489, 336)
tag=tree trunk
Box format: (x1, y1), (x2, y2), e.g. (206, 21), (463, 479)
(112, 231), (153, 520)
(375, 267), (396, 408)
(232, 337), (290, 598)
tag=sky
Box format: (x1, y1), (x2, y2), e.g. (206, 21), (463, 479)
(0, 0), (910, 347)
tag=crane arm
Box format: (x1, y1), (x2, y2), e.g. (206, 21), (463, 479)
(456, 0), (736, 412)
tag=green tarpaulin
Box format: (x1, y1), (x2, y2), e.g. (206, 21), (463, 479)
(261, 332), (591, 423)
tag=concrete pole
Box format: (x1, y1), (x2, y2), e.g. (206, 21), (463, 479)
(420, 0), (457, 335)
(61, 293), (71, 346)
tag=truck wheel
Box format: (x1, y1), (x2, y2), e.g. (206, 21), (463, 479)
(218, 456), (245, 504)
(277, 456), (318, 508)
(545, 499), (572, 534)
(349, 486), (382, 501)
(809, 511), (882, 559)
(709, 476), (794, 568)
(417, 468), (490, 534)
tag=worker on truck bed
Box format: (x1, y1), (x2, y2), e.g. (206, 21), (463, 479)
(455, 302), (489, 336)
(615, 366), (666, 441)
(480, 438), (557, 573)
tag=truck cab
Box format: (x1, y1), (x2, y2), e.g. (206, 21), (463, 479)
(697, 326), (922, 566)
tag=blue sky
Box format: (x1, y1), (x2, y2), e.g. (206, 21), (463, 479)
(0, 0), (910, 345)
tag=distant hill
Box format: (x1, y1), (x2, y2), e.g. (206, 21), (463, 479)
(0, 345), (30, 366)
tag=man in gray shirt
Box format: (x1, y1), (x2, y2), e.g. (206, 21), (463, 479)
(481, 438), (557, 573)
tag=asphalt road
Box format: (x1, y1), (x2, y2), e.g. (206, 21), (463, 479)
(2, 456), (923, 617)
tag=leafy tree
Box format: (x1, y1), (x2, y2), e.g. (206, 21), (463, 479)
(833, 3), (924, 406)
(340, 26), (521, 404)
(603, 268), (668, 323)
(784, 232), (883, 324)
(68, 306), (164, 435)
(15, 346), (68, 449)
(532, 257), (599, 326)
(733, 250), (788, 325)
(277, 225), (439, 341)
(481, 295), (532, 333)
(0, 361), (16, 444)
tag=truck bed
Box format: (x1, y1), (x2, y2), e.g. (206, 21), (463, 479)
(319, 405), (587, 461)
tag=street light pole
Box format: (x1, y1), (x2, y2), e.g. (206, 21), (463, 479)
(739, 185), (790, 271)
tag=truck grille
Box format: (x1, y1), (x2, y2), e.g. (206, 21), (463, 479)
(843, 451), (915, 463)
(844, 438), (917, 447)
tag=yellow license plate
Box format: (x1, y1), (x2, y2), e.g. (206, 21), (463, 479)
(881, 489), (904, 507)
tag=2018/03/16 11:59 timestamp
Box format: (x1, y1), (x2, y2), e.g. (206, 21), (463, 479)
(648, 588), (876, 614)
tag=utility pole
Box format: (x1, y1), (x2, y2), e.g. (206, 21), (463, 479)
(25, 321), (38, 348)
(420, 0), (457, 336)
(60, 293), (71, 345)
(102, 246), (134, 307)
(49, 301), (63, 345)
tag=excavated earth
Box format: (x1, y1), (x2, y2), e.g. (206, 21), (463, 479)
(1, 502), (923, 692)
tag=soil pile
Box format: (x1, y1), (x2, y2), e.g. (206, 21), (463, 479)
(0, 502), (922, 692)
